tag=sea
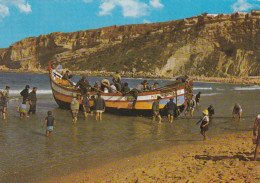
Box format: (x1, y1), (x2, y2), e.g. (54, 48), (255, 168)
(0, 72), (259, 183)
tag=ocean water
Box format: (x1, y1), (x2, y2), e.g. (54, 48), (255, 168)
(0, 72), (259, 183)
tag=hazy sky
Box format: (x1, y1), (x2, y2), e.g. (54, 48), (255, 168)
(0, 0), (259, 48)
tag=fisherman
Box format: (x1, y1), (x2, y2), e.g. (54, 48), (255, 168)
(75, 76), (90, 95)
(253, 114), (260, 161)
(94, 92), (106, 121)
(62, 70), (70, 80)
(112, 71), (122, 91)
(71, 94), (81, 124)
(17, 100), (28, 119)
(0, 92), (7, 120)
(164, 98), (177, 123)
(101, 78), (110, 92)
(151, 82), (159, 90)
(121, 82), (130, 95)
(185, 95), (196, 117)
(152, 96), (162, 124)
(207, 105), (215, 117)
(91, 81), (100, 92)
(233, 104), (242, 119)
(195, 92), (202, 106)
(142, 80), (151, 91)
(196, 109), (210, 141)
(82, 93), (90, 119)
(28, 87), (38, 114)
(110, 83), (117, 93)
(2, 86), (10, 103)
(130, 84), (143, 109)
(43, 111), (56, 137)
(20, 85), (30, 103)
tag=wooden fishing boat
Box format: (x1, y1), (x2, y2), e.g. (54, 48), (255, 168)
(48, 62), (193, 116)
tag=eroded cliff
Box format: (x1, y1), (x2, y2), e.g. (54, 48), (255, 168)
(0, 12), (259, 77)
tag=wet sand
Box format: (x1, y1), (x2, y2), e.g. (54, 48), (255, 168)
(43, 132), (260, 183)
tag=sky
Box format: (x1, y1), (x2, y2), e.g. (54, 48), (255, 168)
(0, 0), (259, 48)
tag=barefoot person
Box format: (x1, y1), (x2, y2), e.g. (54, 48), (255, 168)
(152, 96), (162, 124)
(185, 95), (196, 117)
(20, 85), (30, 103)
(0, 92), (7, 120)
(196, 109), (210, 140)
(165, 98), (177, 123)
(17, 100), (29, 119)
(71, 94), (81, 124)
(82, 93), (90, 119)
(28, 87), (38, 114)
(94, 92), (106, 121)
(233, 104), (242, 119)
(253, 114), (260, 161)
(43, 111), (56, 137)
(195, 92), (201, 106)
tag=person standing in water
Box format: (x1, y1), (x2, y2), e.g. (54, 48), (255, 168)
(185, 95), (196, 117)
(28, 87), (38, 114)
(233, 104), (242, 119)
(3, 86), (10, 104)
(253, 114), (260, 161)
(0, 92), (7, 120)
(17, 100), (29, 119)
(82, 93), (90, 119)
(196, 109), (210, 141)
(94, 92), (106, 121)
(43, 111), (56, 137)
(71, 94), (81, 124)
(195, 92), (201, 106)
(20, 85), (30, 103)
(152, 96), (162, 124)
(165, 98), (177, 123)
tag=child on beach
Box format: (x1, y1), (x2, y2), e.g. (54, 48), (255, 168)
(233, 104), (242, 119)
(152, 96), (162, 123)
(43, 111), (56, 137)
(17, 100), (29, 118)
(196, 109), (210, 140)
(71, 94), (81, 124)
(253, 114), (260, 161)
(94, 92), (106, 121)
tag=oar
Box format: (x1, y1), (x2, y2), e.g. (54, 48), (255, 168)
(101, 82), (122, 94)
(90, 86), (104, 93)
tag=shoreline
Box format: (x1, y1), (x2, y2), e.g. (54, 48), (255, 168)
(1, 69), (260, 85)
(43, 131), (260, 183)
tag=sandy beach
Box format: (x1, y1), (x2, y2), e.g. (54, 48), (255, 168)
(43, 132), (260, 183)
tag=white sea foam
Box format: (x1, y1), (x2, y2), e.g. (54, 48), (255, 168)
(9, 90), (52, 95)
(193, 87), (213, 90)
(234, 86), (260, 91)
(201, 93), (222, 96)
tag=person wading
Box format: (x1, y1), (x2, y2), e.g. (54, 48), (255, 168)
(0, 92), (7, 120)
(43, 111), (56, 137)
(20, 85), (30, 103)
(152, 96), (162, 124)
(233, 104), (242, 120)
(165, 98), (177, 123)
(195, 91), (201, 106)
(82, 93), (90, 119)
(28, 87), (38, 114)
(253, 114), (260, 161)
(94, 92), (106, 121)
(71, 94), (81, 124)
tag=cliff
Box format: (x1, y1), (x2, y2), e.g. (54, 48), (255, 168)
(0, 12), (259, 77)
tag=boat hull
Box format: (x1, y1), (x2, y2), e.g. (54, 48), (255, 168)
(48, 62), (193, 116)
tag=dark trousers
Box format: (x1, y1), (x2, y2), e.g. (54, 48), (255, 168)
(29, 102), (36, 114)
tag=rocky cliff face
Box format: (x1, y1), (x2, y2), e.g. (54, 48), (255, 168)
(0, 12), (259, 77)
